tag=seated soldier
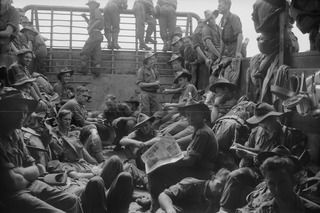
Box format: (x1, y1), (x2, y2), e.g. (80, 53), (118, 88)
(208, 78), (238, 124)
(7, 49), (45, 104)
(158, 168), (230, 213)
(49, 109), (104, 179)
(238, 103), (290, 168)
(0, 88), (81, 213)
(0, 0), (19, 67)
(53, 68), (75, 105)
(9, 71), (48, 112)
(148, 102), (219, 209)
(240, 156), (305, 213)
(59, 85), (93, 127)
(120, 113), (159, 170)
(163, 71), (198, 109)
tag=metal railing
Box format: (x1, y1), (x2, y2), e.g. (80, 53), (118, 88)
(22, 5), (200, 74)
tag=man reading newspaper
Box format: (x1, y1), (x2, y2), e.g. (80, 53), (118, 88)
(146, 102), (219, 209)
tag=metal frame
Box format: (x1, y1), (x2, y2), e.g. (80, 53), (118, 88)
(22, 5), (200, 74)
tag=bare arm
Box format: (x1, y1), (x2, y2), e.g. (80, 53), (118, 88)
(120, 137), (144, 147)
(138, 80), (160, 88)
(158, 192), (177, 213)
(205, 39), (221, 58)
(13, 165), (40, 182)
(235, 33), (243, 57)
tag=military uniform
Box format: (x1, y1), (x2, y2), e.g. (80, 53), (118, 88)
(220, 11), (242, 57)
(136, 65), (161, 116)
(0, 5), (19, 54)
(133, 0), (156, 49)
(0, 130), (81, 213)
(202, 23), (221, 61)
(103, 0), (128, 49)
(60, 98), (88, 127)
(80, 4), (104, 74)
(156, 0), (177, 50)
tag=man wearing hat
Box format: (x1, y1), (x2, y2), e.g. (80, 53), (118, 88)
(53, 68), (75, 104)
(80, 0), (104, 75)
(148, 102), (219, 207)
(218, 0), (243, 58)
(0, 0), (19, 60)
(103, 0), (128, 49)
(158, 168), (230, 213)
(163, 70), (198, 108)
(202, 10), (221, 62)
(239, 102), (292, 167)
(171, 35), (184, 55)
(209, 78), (238, 123)
(120, 113), (159, 169)
(20, 23), (48, 74)
(156, 0), (177, 52)
(60, 85), (92, 127)
(133, 0), (156, 50)
(0, 88), (82, 213)
(136, 52), (161, 116)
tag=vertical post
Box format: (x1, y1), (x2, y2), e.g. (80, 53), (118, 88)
(35, 9), (40, 32)
(69, 11), (73, 66)
(135, 15), (139, 71)
(279, 4), (288, 65)
(49, 10), (54, 73)
(186, 15), (190, 36)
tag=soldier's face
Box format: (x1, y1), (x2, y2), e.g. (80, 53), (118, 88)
(171, 60), (182, 71)
(147, 56), (157, 66)
(140, 121), (152, 135)
(218, 0), (230, 14)
(265, 169), (295, 201)
(59, 113), (72, 129)
(20, 53), (33, 67)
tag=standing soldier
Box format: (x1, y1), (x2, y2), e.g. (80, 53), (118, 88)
(136, 52), (161, 116)
(133, 0), (157, 50)
(103, 0), (128, 49)
(155, 0), (177, 52)
(218, 0), (243, 58)
(80, 0), (104, 75)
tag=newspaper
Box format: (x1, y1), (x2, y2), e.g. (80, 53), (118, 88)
(141, 136), (184, 174)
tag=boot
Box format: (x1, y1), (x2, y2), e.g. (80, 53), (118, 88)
(145, 36), (156, 44)
(139, 42), (152, 50)
(105, 33), (113, 49)
(112, 32), (121, 49)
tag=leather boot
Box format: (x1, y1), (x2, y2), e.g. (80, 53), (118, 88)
(139, 42), (152, 50)
(145, 36), (156, 44)
(112, 32), (121, 49)
(105, 33), (113, 49)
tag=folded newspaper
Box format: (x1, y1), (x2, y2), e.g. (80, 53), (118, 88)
(141, 136), (184, 174)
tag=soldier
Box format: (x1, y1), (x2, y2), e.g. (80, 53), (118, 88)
(133, 0), (157, 50)
(202, 10), (221, 63)
(0, 0), (19, 66)
(218, 0), (243, 58)
(103, 0), (128, 49)
(155, 0), (177, 52)
(136, 52), (161, 116)
(80, 0), (104, 75)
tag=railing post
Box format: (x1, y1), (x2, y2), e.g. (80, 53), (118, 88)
(35, 9), (40, 32)
(135, 15), (139, 71)
(69, 11), (73, 67)
(49, 9), (54, 73)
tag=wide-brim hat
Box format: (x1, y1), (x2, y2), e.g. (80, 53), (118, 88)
(0, 87), (38, 113)
(16, 48), (33, 56)
(246, 102), (283, 125)
(21, 26), (37, 34)
(178, 102), (211, 122)
(204, 10), (219, 22)
(257, 145), (302, 171)
(143, 52), (156, 63)
(209, 78), (237, 92)
(86, 0), (100, 7)
(171, 36), (183, 45)
(168, 54), (183, 64)
(57, 67), (74, 79)
(133, 113), (155, 130)
(173, 71), (192, 84)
